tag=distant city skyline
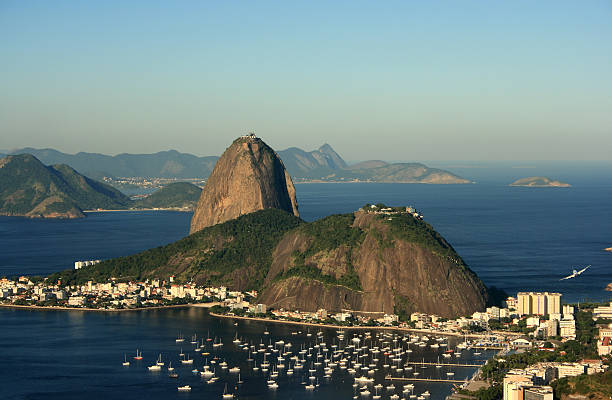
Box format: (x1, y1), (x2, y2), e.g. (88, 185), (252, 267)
(1, 1), (611, 161)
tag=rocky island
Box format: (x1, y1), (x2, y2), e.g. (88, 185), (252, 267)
(509, 176), (571, 187)
(50, 135), (489, 319)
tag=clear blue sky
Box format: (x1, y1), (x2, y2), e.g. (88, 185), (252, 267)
(1, 1), (611, 161)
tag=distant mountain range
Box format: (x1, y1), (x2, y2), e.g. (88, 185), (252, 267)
(1, 144), (469, 184)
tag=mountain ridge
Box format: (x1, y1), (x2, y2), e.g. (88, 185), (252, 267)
(6, 145), (469, 184)
(0, 154), (131, 218)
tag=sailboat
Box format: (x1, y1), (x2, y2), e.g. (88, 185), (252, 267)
(233, 332), (241, 345)
(156, 353), (164, 366)
(168, 362), (178, 378)
(133, 349), (143, 360)
(122, 354), (130, 366)
(222, 383), (234, 399)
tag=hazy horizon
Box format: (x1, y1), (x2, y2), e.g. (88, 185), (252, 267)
(2, 1), (611, 161)
(4, 144), (612, 166)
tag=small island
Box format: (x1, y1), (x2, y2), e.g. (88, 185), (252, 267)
(509, 176), (571, 188)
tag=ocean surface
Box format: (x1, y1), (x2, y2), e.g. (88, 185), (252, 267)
(1, 179), (611, 399)
(1, 182), (610, 302)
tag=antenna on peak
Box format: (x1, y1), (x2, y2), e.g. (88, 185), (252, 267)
(241, 131), (257, 139)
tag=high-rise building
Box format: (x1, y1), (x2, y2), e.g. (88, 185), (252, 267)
(547, 293), (561, 314)
(516, 292), (562, 316)
(532, 293), (547, 315)
(518, 292), (532, 316)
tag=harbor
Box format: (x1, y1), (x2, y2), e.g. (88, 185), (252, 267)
(109, 307), (500, 399)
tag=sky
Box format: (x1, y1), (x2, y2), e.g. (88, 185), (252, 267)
(1, 1), (611, 162)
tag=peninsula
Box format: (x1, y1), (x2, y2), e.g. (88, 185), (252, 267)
(48, 135), (489, 319)
(509, 176), (571, 187)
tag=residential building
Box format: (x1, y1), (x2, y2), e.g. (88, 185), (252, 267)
(524, 386), (553, 400)
(593, 302), (612, 319)
(559, 319), (576, 339)
(505, 296), (517, 310)
(556, 363), (586, 379)
(68, 296), (86, 306)
(598, 328), (612, 356)
(546, 319), (559, 337)
(503, 370), (534, 400)
(518, 293), (532, 316)
(516, 292), (562, 316)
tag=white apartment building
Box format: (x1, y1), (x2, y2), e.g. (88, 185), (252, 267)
(593, 302), (612, 319)
(517, 292), (561, 316)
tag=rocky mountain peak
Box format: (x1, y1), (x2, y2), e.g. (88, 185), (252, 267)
(189, 135), (300, 234)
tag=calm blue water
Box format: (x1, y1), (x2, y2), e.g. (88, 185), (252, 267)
(0, 183), (610, 301)
(0, 307), (491, 400)
(1, 181), (611, 399)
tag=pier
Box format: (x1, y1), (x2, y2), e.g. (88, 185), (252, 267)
(470, 345), (505, 350)
(384, 375), (467, 384)
(404, 361), (484, 368)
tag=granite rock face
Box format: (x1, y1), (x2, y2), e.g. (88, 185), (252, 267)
(259, 210), (488, 319)
(189, 136), (299, 234)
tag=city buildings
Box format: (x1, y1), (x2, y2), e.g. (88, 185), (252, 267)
(593, 302), (612, 319)
(517, 292), (561, 316)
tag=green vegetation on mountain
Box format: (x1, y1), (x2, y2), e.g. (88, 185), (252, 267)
(133, 182), (201, 210)
(509, 176), (571, 187)
(48, 209), (303, 287)
(0, 154), (210, 218)
(279, 213), (365, 290)
(0, 154), (131, 218)
(296, 213), (366, 255)
(47, 203), (488, 317)
(379, 210), (466, 265)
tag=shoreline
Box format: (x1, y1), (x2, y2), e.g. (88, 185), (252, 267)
(0, 302), (220, 313)
(209, 312), (522, 339)
(294, 180), (471, 185)
(83, 208), (192, 213)
(1, 303), (521, 340)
